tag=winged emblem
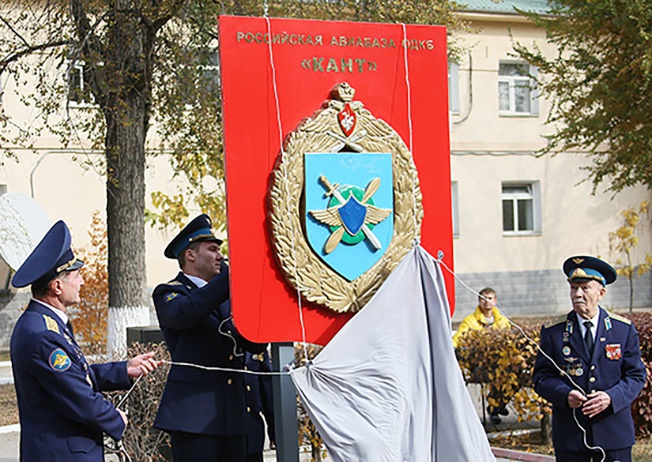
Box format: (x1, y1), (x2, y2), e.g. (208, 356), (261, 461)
(309, 175), (391, 254)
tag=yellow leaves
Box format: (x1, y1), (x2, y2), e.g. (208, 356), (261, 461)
(455, 327), (550, 422)
(608, 201), (652, 311)
(69, 211), (108, 351)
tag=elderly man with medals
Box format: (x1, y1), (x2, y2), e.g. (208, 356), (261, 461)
(533, 256), (646, 462)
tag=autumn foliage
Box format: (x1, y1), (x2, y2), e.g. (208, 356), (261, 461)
(68, 211), (109, 352)
(455, 326), (551, 426)
(624, 313), (652, 436)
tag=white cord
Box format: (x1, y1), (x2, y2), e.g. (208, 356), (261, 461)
(218, 316), (244, 358)
(401, 23), (420, 240)
(264, 16), (309, 363)
(163, 360), (289, 376)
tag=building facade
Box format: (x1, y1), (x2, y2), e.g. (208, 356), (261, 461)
(450, 0), (652, 320)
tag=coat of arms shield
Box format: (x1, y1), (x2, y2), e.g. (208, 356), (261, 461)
(305, 153), (393, 281)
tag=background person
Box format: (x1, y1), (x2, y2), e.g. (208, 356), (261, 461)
(153, 214), (266, 462)
(453, 287), (512, 423)
(533, 256), (646, 462)
(10, 220), (160, 462)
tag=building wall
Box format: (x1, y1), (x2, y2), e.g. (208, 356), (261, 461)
(450, 13), (652, 320)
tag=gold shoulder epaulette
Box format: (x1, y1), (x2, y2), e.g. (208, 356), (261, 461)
(607, 312), (632, 325)
(543, 315), (567, 329)
(43, 315), (60, 334)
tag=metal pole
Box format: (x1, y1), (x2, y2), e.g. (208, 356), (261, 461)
(271, 342), (300, 462)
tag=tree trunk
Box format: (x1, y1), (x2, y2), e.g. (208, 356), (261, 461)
(103, 7), (154, 354)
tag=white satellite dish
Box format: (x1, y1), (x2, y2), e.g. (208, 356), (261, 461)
(0, 192), (51, 271)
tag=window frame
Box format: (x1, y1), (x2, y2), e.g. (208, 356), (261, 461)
(498, 61), (539, 117)
(448, 62), (460, 116)
(501, 181), (541, 236)
(67, 60), (99, 108)
(451, 181), (460, 238)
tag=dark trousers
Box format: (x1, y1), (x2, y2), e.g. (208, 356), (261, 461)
(170, 431), (246, 462)
(246, 453), (264, 462)
(555, 447), (632, 462)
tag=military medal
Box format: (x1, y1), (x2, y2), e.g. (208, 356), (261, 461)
(605, 344), (622, 360)
(562, 346), (571, 356)
(575, 367), (584, 376)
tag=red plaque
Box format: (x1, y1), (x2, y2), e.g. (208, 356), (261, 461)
(220, 16), (453, 344)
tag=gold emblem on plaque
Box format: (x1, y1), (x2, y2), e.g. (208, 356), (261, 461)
(269, 82), (423, 313)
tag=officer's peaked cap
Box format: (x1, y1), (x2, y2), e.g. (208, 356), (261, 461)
(12, 220), (84, 288)
(164, 214), (222, 259)
(563, 255), (617, 287)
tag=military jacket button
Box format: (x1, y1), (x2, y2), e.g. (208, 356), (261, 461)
(227, 378), (233, 385)
(589, 377), (596, 383)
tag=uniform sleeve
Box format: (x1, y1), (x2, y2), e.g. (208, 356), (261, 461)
(28, 332), (126, 441)
(155, 269), (230, 329)
(533, 325), (574, 408)
(90, 361), (131, 392)
(605, 324), (646, 413)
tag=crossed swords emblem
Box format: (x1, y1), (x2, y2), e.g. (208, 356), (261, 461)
(309, 175), (391, 254)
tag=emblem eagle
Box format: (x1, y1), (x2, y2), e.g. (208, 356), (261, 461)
(309, 175), (391, 254)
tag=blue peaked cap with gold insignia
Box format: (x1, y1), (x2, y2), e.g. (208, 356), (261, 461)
(563, 255), (617, 287)
(12, 220), (84, 288)
(164, 214), (222, 259)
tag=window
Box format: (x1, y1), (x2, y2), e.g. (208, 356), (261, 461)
(67, 60), (97, 107)
(448, 62), (460, 115)
(451, 181), (459, 238)
(502, 182), (541, 234)
(498, 62), (538, 116)
(199, 50), (220, 94)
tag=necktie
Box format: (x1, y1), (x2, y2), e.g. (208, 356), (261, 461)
(584, 321), (594, 356)
(66, 321), (76, 341)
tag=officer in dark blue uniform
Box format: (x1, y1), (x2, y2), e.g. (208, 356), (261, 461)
(10, 220), (160, 462)
(244, 350), (275, 462)
(533, 256), (646, 462)
(153, 214), (266, 462)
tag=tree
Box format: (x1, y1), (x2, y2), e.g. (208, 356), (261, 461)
(609, 202), (652, 313)
(0, 0), (467, 352)
(514, 0), (652, 193)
